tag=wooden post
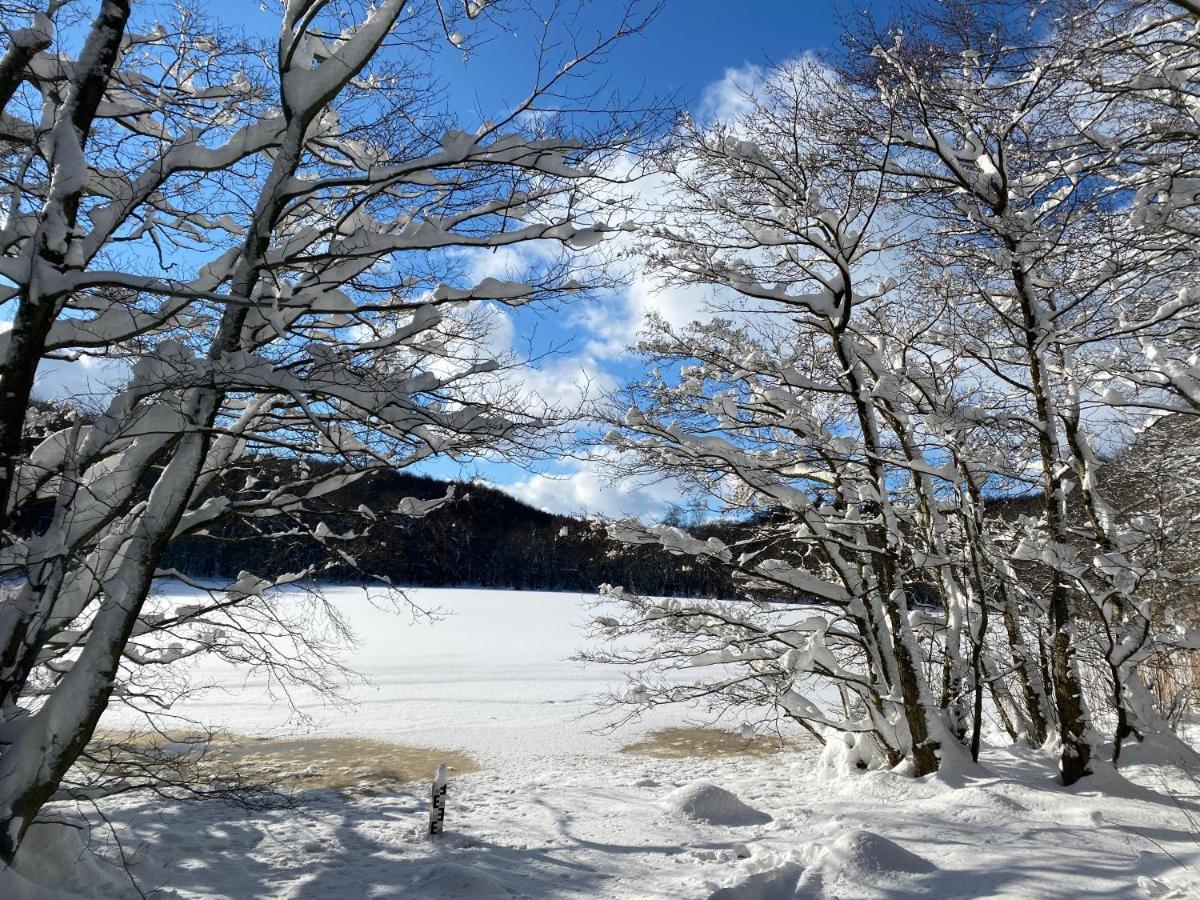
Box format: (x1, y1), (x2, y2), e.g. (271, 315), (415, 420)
(429, 763), (450, 835)
(429, 782), (448, 835)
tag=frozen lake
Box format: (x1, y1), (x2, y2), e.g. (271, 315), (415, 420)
(104, 585), (692, 763)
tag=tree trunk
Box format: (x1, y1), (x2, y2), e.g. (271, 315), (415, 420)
(1000, 600), (1051, 745)
(1007, 246), (1093, 785)
(0, 428), (205, 861)
(0, 0), (131, 534)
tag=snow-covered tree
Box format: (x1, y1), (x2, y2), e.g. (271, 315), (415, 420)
(593, 60), (965, 777)
(865, 0), (1200, 773)
(593, 0), (1200, 785)
(1065, 0), (1200, 733)
(0, 0), (652, 859)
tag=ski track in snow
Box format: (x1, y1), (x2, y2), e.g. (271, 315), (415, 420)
(12, 587), (1200, 899)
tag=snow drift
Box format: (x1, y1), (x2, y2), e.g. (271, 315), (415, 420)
(660, 782), (771, 826)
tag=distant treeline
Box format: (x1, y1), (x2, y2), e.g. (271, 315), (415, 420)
(23, 403), (1113, 602)
(160, 464), (742, 597)
(14, 403), (739, 597)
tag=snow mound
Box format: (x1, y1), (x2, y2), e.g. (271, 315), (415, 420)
(709, 861), (803, 900)
(0, 864), (86, 900)
(819, 829), (934, 876)
(935, 785), (1028, 824)
(660, 782), (771, 826)
(10, 822), (140, 899)
(406, 861), (517, 897)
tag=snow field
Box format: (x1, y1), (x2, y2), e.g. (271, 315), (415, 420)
(7, 587), (1200, 899)
(31, 737), (1200, 899)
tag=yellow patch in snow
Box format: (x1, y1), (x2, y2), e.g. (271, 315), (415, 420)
(619, 726), (807, 759)
(88, 731), (479, 794)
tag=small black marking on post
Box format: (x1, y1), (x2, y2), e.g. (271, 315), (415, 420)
(429, 781), (448, 835)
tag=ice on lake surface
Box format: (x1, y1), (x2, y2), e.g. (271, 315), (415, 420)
(102, 585), (717, 762)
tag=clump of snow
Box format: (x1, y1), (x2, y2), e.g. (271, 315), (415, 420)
(708, 860), (802, 900)
(405, 861), (517, 896)
(660, 782), (771, 826)
(1139, 872), (1195, 898)
(817, 731), (887, 774)
(808, 828), (935, 888)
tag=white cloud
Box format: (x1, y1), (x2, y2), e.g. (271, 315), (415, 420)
(456, 243), (543, 284)
(570, 273), (725, 368)
(550, 163), (725, 362)
(517, 350), (618, 410)
(32, 354), (129, 407)
(698, 62), (765, 124)
(572, 55), (865, 367)
(480, 301), (517, 360)
(496, 454), (686, 520)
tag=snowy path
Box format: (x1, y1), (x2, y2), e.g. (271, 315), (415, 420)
(68, 740), (1200, 899)
(13, 587), (1200, 899)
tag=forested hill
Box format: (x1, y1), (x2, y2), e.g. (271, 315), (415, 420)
(161, 467), (738, 598)
(23, 402), (1193, 600)
(16, 403), (734, 597)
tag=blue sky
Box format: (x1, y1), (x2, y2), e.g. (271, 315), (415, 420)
(29, 0), (878, 520)
(416, 1), (874, 519)
(426, 0), (858, 112)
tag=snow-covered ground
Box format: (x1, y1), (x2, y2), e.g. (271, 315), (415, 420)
(9, 587), (1200, 899)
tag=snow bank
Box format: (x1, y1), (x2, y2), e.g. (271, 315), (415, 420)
(70, 587), (1200, 899)
(816, 829), (934, 875)
(0, 866), (80, 900)
(9, 821), (141, 899)
(660, 782), (771, 826)
(708, 861), (802, 900)
(794, 828), (936, 896)
(404, 861), (518, 897)
(938, 785), (1028, 825)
